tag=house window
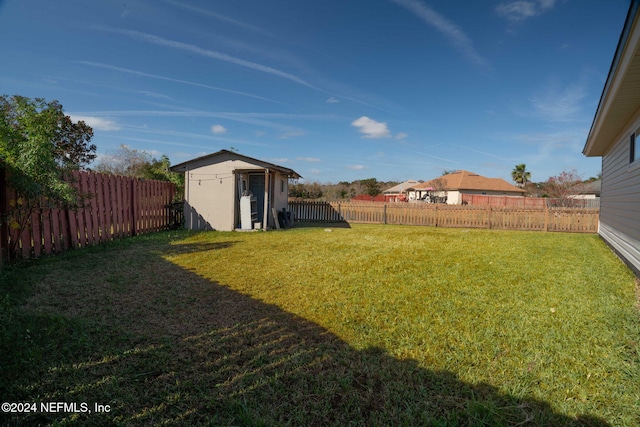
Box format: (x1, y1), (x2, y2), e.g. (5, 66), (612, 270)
(281, 179), (285, 193)
(631, 128), (640, 163)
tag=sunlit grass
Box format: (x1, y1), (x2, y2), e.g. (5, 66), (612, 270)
(168, 225), (640, 424)
(1, 224), (638, 426)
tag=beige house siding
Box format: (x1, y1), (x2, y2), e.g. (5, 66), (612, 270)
(599, 114), (640, 273)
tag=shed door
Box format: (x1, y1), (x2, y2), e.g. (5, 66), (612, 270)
(249, 174), (265, 225)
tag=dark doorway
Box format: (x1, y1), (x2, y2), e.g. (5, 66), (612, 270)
(248, 174), (265, 226)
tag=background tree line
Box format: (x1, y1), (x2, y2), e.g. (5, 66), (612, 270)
(289, 178), (400, 201)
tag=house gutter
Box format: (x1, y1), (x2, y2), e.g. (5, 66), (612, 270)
(584, 0), (640, 155)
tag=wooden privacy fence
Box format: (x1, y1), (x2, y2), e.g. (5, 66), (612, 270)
(1, 170), (178, 261)
(288, 201), (599, 233)
(461, 194), (601, 209)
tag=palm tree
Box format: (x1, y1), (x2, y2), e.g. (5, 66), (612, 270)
(511, 164), (531, 188)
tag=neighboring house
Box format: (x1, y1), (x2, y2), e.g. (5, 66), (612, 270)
(415, 170), (526, 204)
(170, 150), (301, 231)
(382, 180), (424, 201)
(571, 179), (601, 199)
(583, 0), (640, 276)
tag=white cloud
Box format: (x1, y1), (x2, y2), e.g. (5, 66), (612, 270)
(390, 0), (489, 67)
(496, 0), (556, 22)
(395, 132), (408, 140)
(211, 124), (227, 134)
(297, 157), (320, 162)
(348, 165), (366, 170)
(530, 83), (587, 122)
(326, 96), (340, 104)
(279, 130), (306, 139)
(351, 116), (391, 138)
(69, 115), (121, 131)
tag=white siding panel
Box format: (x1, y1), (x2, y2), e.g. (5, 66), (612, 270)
(599, 222), (640, 274)
(599, 115), (640, 273)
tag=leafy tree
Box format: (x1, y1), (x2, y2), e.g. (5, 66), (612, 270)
(511, 164), (531, 188)
(0, 95), (95, 257)
(359, 178), (381, 197)
(141, 155), (183, 186)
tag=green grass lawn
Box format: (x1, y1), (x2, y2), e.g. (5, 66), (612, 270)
(1, 224), (638, 426)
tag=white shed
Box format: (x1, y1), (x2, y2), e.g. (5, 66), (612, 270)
(170, 150), (301, 231)
(583, 0), (640, 276)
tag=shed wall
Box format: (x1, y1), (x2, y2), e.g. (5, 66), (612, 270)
(184, 161), (236, 231)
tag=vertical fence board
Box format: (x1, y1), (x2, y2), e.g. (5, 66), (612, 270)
(89, 172), (99, 244)
(31, 211), (42, 257)
(95, 173), (106, 242)
(42, 208), (52, 255)
(115, 176), (123, 237)
(20, 222), (31, 258)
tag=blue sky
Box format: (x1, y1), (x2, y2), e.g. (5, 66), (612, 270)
(0, 0), (630, 184)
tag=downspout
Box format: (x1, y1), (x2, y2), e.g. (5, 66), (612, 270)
(184, 169), (190, 230)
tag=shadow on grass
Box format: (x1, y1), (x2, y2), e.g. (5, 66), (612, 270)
(1, 236), (609, 426)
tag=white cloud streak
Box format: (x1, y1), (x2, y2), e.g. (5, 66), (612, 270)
(75, 61), (285, 104)
(390, 0), (489, 67)
(163, 0), (274, 37)
(496, 0), (557, 22)
(529, 83), (587, 122)
(96, 27), (319, 90)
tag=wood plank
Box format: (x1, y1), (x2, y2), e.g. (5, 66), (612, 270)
(89, 172), (99, 244)
(42, 208), (52, 255)
(31, 210), (42, 257)
(115, 175), (124, 237)
(94, 173), (106, 242)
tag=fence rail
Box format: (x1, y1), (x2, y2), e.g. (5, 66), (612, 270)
(288, 200), (599, 233)
(1, 169), (178, 261)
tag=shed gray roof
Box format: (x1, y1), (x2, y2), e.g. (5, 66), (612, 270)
(170, 149), (302, 179)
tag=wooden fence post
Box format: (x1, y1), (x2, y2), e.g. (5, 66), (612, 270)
(544, 205), (549, 232)
(383, 204), (387, 225)
(434, 205), (438, 227)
